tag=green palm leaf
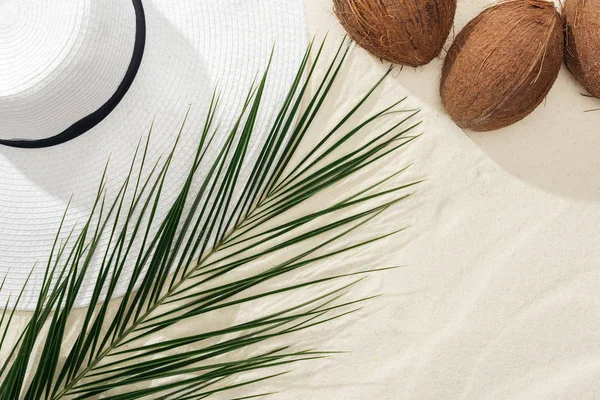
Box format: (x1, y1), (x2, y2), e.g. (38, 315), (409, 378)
(0, 39), (422, 399)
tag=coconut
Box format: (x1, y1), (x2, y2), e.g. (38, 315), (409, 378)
(440, 0), (563, 131)
(564, 0), (600, 98)
(333, 0), (457, 67)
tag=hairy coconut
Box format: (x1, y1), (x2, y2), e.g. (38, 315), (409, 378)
(440, 0), (563, 131)
(564, 0), (600, 97)
(333, 0), (457, 67)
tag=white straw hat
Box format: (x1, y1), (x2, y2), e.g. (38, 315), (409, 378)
(0, 0), (307, 309)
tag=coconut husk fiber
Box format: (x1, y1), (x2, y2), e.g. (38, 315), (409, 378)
(333, 0), (456, 67)
(440, 0), (563, 131)
(564, 0), (600, 98)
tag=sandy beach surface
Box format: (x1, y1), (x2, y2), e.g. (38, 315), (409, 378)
(271, 0), (600, 398)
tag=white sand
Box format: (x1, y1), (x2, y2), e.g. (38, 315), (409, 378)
(275, 0), (600, 398)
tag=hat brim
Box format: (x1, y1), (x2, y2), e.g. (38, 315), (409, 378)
(0, 0), (308, 309)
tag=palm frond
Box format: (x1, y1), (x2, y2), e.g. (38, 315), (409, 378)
(0, 38), (422, 399)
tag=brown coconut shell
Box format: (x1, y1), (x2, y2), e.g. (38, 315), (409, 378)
(440, 0), (563, 131)
(333, 0), (457, 67)
(564, 0), (600, 98)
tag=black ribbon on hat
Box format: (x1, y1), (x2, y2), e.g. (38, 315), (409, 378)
(0, 0), (146, 149)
